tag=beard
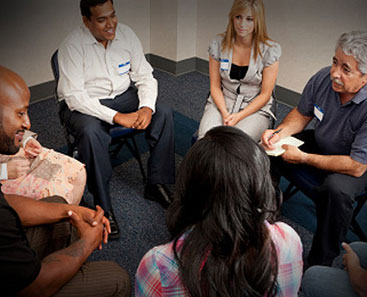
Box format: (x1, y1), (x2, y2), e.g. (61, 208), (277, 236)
(0, 123), (20, 155)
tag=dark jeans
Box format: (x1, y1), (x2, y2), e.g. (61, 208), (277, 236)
(60, 87), (175, 212)
(25, 196), (131, 297)
(271, 130), (367, 266)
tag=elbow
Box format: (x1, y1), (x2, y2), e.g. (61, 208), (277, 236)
(351, 166), (367, 178)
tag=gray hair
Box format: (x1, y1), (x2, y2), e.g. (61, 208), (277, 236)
(336, 31), (367, 75)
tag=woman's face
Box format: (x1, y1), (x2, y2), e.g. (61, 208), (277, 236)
(233, 9), (254, 40)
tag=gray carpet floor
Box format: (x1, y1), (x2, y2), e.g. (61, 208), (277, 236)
(28, 69), (323, 296)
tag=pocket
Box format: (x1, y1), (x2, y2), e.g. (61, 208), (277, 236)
(118, 61), (130, 75)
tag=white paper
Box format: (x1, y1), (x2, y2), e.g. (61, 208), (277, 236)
(265, 136), (304, 156)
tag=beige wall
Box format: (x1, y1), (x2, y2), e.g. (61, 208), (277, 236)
(195, 0), (367, 93)
(177, 0), (197, 61)
(0, 0), (150, 87)
(150, 0), (178, 60)
(0, 0), (366, 94)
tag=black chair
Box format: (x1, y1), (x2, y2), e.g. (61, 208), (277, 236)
(50, 50), (146, 182)
(282, 167), (367, 242)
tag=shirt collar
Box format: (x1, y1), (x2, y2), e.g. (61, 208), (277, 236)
(351, 84), (367, 104)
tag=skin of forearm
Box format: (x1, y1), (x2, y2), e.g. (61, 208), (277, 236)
(303, 153), (367, 177)
(211, 87), (228, 116)
(238, 92), (271, 119)
(18, 238), (93, 297)
(348, 266), (367, 297)
(4, 194), (79, 226)
(276, 108), (312, 138)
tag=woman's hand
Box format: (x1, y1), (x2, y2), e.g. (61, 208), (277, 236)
(224, 112), (242, 126)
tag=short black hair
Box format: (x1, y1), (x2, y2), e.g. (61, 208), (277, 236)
(80, 0), (113, 19)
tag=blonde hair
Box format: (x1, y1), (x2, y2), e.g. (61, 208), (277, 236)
(221, 0), (272, 60)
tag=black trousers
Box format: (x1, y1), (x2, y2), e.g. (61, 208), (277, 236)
(271, 130), (367, 266)
(60, 87), (175, 212)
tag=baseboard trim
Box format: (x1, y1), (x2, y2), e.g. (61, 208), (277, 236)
(29, 54), (300, 107)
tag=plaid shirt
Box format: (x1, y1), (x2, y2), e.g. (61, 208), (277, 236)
(136, 221), (303, 296)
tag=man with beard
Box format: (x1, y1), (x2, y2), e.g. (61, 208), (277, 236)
(0, 66), (130, 296)
(262, 31), (367, 268)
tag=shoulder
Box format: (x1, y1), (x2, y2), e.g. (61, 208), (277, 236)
(139, 238), (182, 271)
(209, 34), (225, 60)
(306, 66), (332, 92)
(60, 26), (85, 47)
(266, 221), (302, 256)
(261, 40), (281, 66)
(116, 23), (139, 40)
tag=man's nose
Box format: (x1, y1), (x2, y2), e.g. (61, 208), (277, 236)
(22, 114), (31, 130)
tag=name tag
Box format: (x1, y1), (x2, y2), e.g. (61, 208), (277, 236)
(118, 61), (130, 75)
(314, 104), (324, 121)
(220, 59), (229, 71)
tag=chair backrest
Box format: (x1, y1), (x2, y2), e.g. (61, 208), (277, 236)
(51, 50), (59, 82)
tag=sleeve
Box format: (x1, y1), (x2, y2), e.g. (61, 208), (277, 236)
(208, 35), (222, 61)
(57, 42), (118, 124)
(268, 222), (303, 297)
(0, 163), (7, 180)
(263, 42), (281, 67)
(297, 72), (319, 117)
(350, 119), (367, 164)
(135, 248), (163, 297)
(0, 200), (41, 294)
(127, 27), (158, 113)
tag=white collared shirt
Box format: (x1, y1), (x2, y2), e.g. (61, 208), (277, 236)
(57, 23), (157, 124)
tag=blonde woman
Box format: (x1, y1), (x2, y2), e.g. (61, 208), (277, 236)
(198, 0), (281, 141)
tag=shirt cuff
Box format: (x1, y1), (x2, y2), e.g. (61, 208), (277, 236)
(0, 163), (8, 180)
(22, 136), (33, 148)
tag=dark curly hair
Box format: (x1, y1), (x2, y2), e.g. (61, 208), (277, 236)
(167, 126), (279, 297)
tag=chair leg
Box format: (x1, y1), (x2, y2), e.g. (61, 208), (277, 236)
(283, 182), (299, 202)
(349, 195), (367, 242)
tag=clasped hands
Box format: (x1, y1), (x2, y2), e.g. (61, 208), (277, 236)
(68, 205), (111, 251)
(221, 111), (242, 127)
(114, 107), (152, 130)
(261, 129), (307, 164)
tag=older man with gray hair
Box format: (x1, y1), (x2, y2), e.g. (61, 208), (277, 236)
(262, 31), (367, 268)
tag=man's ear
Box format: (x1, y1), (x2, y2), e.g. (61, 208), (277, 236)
(82, 16), (89, 28)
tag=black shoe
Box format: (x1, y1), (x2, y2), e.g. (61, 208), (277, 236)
(105, 211), (120, 240)
(144, 184), (173, 209)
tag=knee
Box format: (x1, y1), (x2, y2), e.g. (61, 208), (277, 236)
(155, 102), (173, 121)
(76, 123), (111, 147)
(302, 266), (327, 295)
(321, 174), (354, 207)
(107, 262), (131, 296)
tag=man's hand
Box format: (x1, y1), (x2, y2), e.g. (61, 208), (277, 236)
(113, 112), (138, 128)
(24, 138), (42, 158)
(281, 145), (307, 164)
(261, 129), (281, 150)
(342, 242), (360, 271)
(68, 205), (107, 250)
(133, 107), (152, 129)
(71, 205), (111, 246)
(223, 112), (242, 127)
(7, 158), (30, 179)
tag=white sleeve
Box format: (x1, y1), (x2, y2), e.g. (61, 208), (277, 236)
(0, 163), (8, 180)
(57, 43), (117, 124)
(128, 29), (157, 113)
